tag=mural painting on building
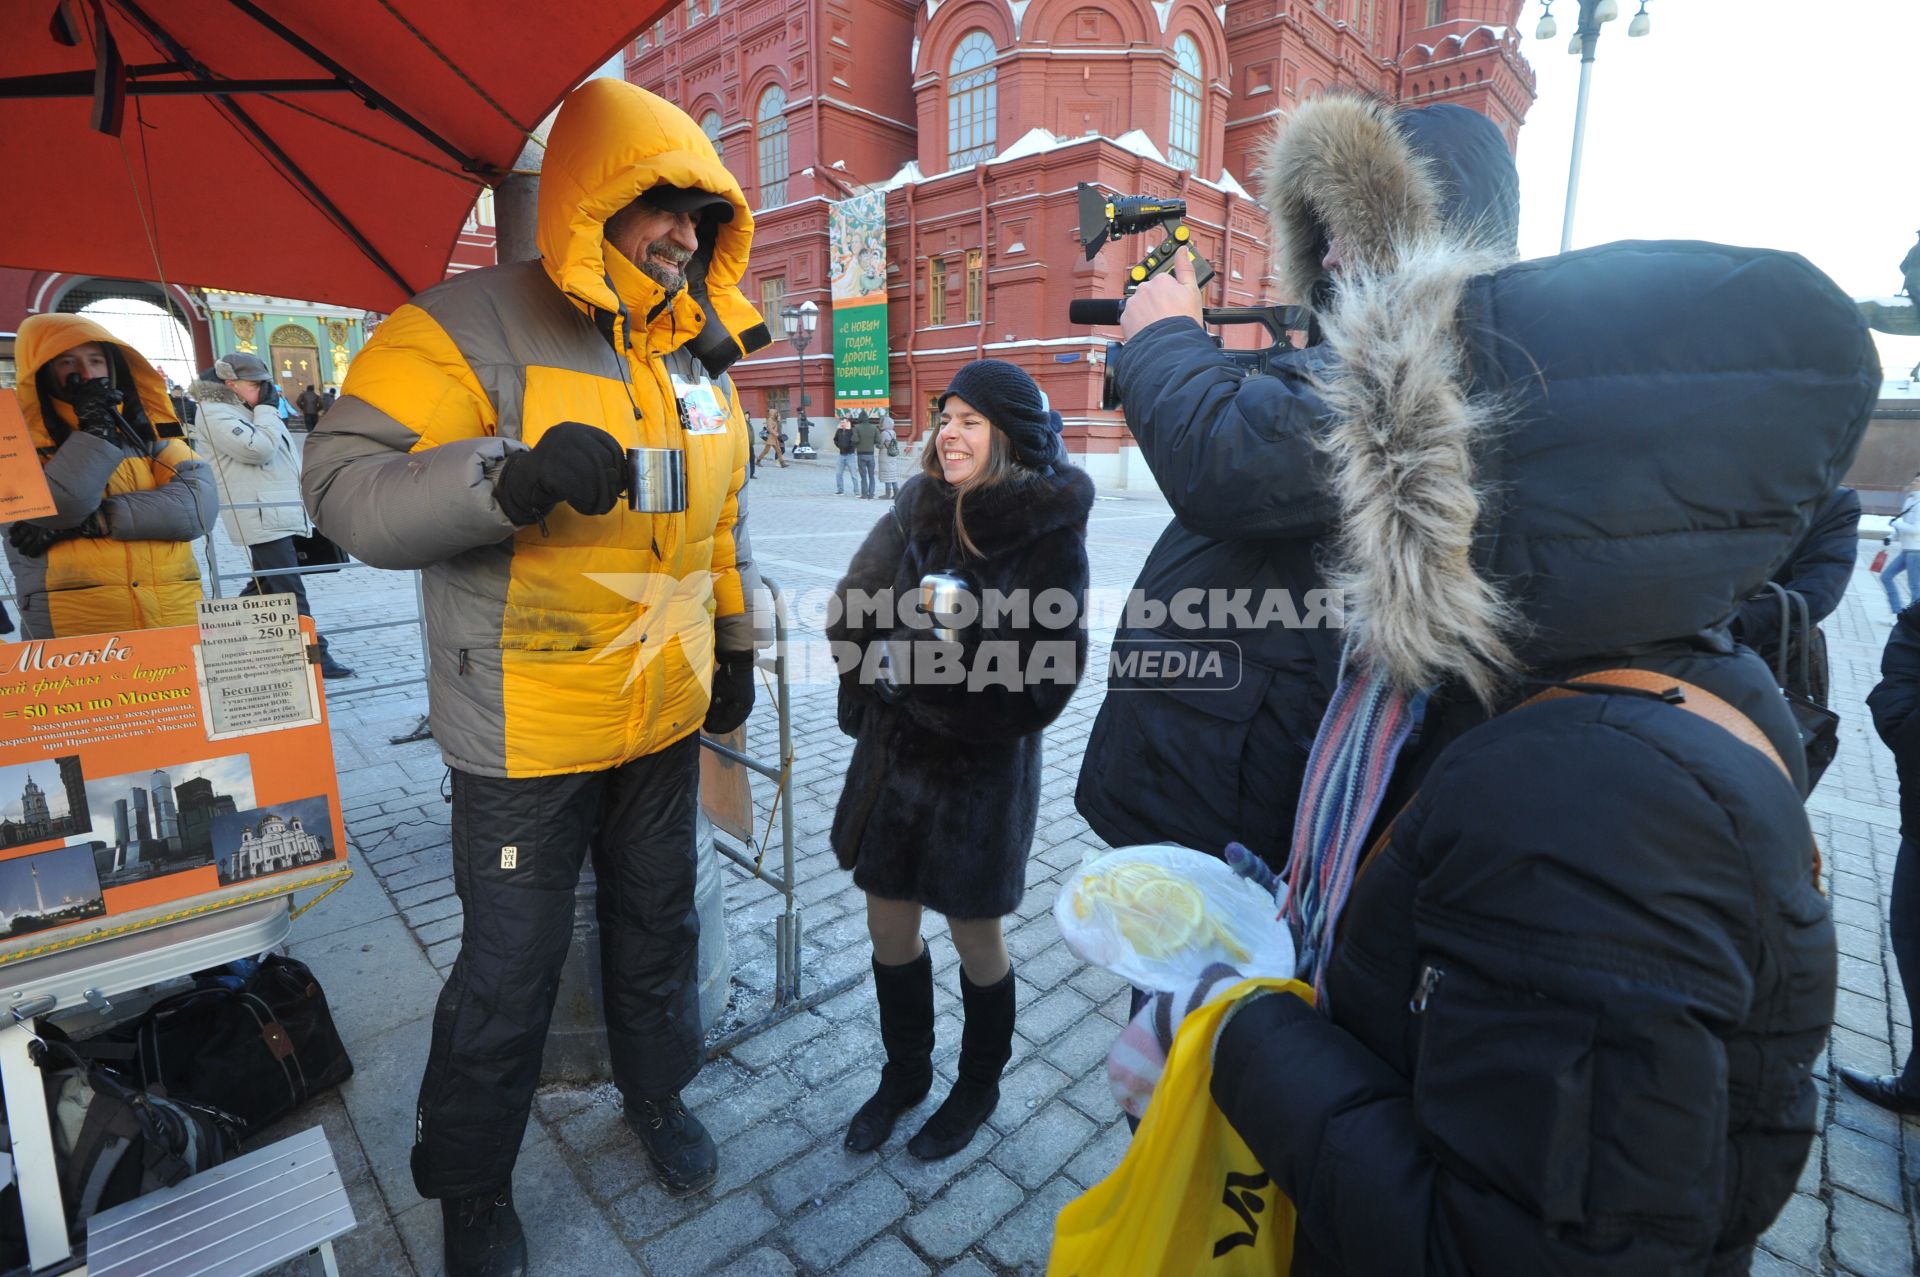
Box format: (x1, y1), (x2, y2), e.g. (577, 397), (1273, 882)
(0, 843), (106, 939)
(0, 757), (91, 854)
(212, 793), (337, 887)
(66, 754), (256, 891)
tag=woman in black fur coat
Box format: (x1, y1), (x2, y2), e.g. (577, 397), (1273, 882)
(828, 359), (1092, 1161)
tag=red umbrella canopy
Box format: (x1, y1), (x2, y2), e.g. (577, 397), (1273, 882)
(0, 0), (669, 310)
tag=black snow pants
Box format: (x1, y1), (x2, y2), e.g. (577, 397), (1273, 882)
(411, 733), (702, 1199)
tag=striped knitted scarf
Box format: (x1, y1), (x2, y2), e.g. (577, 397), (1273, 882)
(1280, 664), (1422, 996)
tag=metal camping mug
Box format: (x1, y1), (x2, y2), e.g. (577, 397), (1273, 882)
(627, 447), (688, 513)
(921, 572), (972, 643)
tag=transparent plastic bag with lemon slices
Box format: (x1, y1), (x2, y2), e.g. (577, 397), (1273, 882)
(1054, 845), (1296, 993)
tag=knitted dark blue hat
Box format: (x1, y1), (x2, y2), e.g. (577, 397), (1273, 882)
(938, 359), (1064, 472)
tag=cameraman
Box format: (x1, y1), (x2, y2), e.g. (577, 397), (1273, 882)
(3, 314), (216, 640)
(1075, 99), (1518, 875)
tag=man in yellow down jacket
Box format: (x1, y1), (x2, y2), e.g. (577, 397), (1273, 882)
(302, 79), (766, 1277)
(4, 314), (216, 640)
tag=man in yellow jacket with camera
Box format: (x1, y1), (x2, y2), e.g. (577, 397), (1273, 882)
(303, 79), (767, 1277)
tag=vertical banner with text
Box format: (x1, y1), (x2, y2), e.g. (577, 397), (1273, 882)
(830, 190), (890, 411)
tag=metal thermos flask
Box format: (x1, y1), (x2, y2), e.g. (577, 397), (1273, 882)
(921, 572), (971, 643)
(627, 447), (688, 513)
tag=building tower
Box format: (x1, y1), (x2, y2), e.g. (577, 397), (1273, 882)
(56, 758), (87, 836)
(30, 862), (45, 916)
(149, 769), (178, 841)
(131, 786), (151, 846)
(19, 776), (51, 835)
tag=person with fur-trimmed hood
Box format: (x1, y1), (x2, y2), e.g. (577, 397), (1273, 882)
(1101, 94), (1876, 1272)
(1073, 105), (1520, 875)
(828, 359), (1092, 1162)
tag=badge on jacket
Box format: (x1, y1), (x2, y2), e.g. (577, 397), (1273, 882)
(670, 371), (730, 436)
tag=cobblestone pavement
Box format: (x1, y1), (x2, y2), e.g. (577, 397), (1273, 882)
(9, 455), (1917, 1274)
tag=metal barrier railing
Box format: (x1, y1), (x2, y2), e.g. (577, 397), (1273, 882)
(703, 574), (860, 1054)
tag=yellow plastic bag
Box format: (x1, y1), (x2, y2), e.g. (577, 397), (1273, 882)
(1047, 977), (1309, 1277)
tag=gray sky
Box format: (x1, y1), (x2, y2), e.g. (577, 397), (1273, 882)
(1510, 0), (1920, 378)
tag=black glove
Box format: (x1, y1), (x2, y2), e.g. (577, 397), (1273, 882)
(704, 650), (756, 733)
(64, 376), (125, 442)
(8, 522), (67, 558)
(254, 382), (281, 413)
(493, 422), (627, 524)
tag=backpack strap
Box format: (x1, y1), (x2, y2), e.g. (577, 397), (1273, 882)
(1517, 668), (1819, 890)
(1517, 669), (1791, 779)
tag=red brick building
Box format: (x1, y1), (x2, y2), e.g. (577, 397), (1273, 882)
(627, 0), (1536, 486)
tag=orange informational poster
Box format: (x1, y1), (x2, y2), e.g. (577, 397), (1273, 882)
(0, 613), (348, 964)
(0, 390), (58, 523)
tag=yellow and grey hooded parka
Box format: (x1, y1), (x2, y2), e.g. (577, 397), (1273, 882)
(302, 79), (769, 779)
(5, 314), (216, 640)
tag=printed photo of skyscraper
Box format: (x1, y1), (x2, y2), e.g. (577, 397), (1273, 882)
(67, 755), (256, 889)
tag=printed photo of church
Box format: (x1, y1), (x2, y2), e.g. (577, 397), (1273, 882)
(212, 795), (337, 887)
(0, 843), (107, 938)
(0, 756), (92, 854)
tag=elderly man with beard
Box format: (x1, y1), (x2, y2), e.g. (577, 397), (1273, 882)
(302, 79), (767, 1277)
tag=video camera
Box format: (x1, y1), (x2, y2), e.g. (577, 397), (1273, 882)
(1069, 182), (1303, 410)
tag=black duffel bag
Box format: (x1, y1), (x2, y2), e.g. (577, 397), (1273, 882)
(291, 530), (350, 574)
(125, 954), (353, 1138)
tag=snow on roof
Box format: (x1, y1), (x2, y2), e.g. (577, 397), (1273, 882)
(1113, 129), (1169, 164)
(1884, 377), (1920, 401)
(880, 160), (925, 191)
(996, 127), (1068, 162)
(1211, 169), (1253, 198)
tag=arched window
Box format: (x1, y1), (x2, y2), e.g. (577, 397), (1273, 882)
(1169, 35), (1203, 170)
(756, 85), (789, 206)
(947, 31), (998, 167)
(700, 111), (723, 144)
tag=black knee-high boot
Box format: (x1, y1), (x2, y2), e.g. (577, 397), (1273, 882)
(845, 949), (936, 1152)
(907, 966), (1014, 1161)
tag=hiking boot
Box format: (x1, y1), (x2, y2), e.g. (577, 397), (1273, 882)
(845, 948), (935, 1152)
(442, 1186), (527, 1277)
(908, 967), (1016, 1161)
(626, 1094), (718, 1195)
(320, 657), (356, 678)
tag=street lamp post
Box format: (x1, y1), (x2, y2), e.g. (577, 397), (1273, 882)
(780, 299), (821, 450)
(1536, 0), (1652, 253)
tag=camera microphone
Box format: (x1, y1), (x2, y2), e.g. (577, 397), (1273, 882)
(1067, 299), (1125, 327)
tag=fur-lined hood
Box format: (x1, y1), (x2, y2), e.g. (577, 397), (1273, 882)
(1266, 97), (1877, 704)
(1257, 95), (1520, 308)
(187, 377), (246, 406)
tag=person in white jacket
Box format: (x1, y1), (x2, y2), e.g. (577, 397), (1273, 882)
(1887, 474), (1920, 614)
(189, 352), (355, 677)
